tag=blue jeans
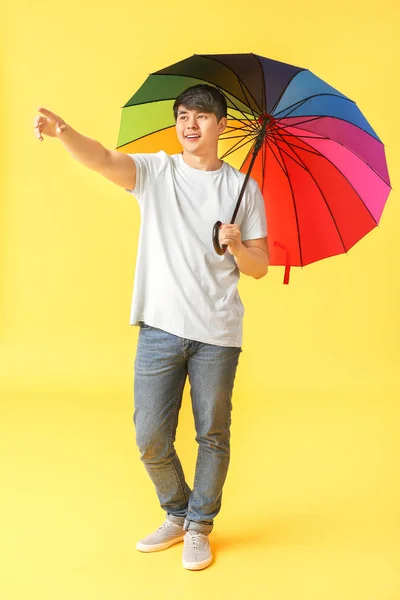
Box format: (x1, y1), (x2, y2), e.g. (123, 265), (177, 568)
(133, 323), (242, 535)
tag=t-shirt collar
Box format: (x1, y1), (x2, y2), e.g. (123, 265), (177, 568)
(178, 153), (226, 176)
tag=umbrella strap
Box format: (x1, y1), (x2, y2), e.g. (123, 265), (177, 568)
(273, 241), (291, 285)
(283, 265), (291, 285)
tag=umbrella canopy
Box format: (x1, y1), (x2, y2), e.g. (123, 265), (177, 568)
(116, 53), (391, 282)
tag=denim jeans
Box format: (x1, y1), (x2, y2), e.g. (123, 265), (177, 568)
(133, 323), (242, 535)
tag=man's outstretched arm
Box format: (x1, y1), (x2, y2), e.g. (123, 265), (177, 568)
(34, 107), (136, 190)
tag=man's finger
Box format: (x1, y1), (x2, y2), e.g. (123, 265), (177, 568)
(220, 226), (240, 234)
(34, 115), (45, 127)
(34, 116), (46, 140)
(37, 107), (60, 121)
(220, 232), (238, 239)
(34, 123), (44, 139)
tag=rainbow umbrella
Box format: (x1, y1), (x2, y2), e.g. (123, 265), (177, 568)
(116, 53), (391, 283)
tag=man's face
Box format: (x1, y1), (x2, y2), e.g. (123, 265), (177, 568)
(175, 106), (227, 155)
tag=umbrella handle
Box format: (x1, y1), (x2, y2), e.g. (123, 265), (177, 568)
(212, 221), (227, 256)
(212, 118), (268, 257)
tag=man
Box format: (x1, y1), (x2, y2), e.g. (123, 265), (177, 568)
(34, 84), (269, 571)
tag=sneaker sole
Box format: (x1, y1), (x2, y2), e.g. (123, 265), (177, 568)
(182, 555), (213, 571)
(136, 535), (185, 553)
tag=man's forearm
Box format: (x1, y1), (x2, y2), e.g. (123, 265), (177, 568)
(58, 125), (108, 172)
(233, 245), (269, 279)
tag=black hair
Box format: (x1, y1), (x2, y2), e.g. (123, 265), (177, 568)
(173, 84), (227, 122)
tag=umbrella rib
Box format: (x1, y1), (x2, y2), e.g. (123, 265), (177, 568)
(274, 126), (382, 223)
(237, 78), (260, 122)
(210, 81), (258, 130)
(224, 112), (258, 135)
(270, 129), (322, 157)
(226, 115), (259, 134)
(237, 145), (255, 172)
(204, 55), (263, 114)
(269, 69), (306, 116)
(225, 123), (256, 131)
(116, 124), (177, 149)
(261, 130), (266, 184)
(266, 138), (288, 176)
(224, 127), (257, 137)
(268, 135), (308, 171)
(274, 129), (348, 252)
(277, 131), (328, 140)
(226, 129), (257, 147)
(273, 93), (356, 118)
(267, 138), (304, 266)
(220, 135), (256, 160)
(273, 96), (311, 120)
(278, 123), (391, 187)
(253, 53), (266, 115)
(223, 98), (259, 133)
(276, 116), (324, 131)
(219, 133), (258, 141)
(278, 114), (381, 144)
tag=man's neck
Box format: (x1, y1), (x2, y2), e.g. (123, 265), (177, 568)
(181, 151), (223, 172)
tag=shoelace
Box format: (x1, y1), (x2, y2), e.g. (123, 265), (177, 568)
(157, 520), (174, 533)
(188, 531), (203, 549)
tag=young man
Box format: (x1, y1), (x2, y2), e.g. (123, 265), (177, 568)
(34, 84), (269, 571)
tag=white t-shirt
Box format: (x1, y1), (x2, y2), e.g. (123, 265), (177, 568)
(125, 151), (267, 347)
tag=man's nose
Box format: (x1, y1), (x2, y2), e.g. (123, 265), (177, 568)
(187, 118), (198, 129)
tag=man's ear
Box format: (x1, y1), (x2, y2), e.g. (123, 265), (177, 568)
(218, 117), (227, 135)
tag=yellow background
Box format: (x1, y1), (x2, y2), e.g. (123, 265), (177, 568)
(1, 0), (399, 598)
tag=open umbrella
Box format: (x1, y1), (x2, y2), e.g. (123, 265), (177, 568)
(116, 53), (391, 283)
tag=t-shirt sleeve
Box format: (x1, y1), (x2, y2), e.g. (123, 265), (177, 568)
(125, 151), (166, 198)
(240, 178), (268, 241)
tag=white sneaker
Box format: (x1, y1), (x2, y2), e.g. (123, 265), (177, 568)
(136, 518), (185, 552)
(182, 530), (212, 570)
